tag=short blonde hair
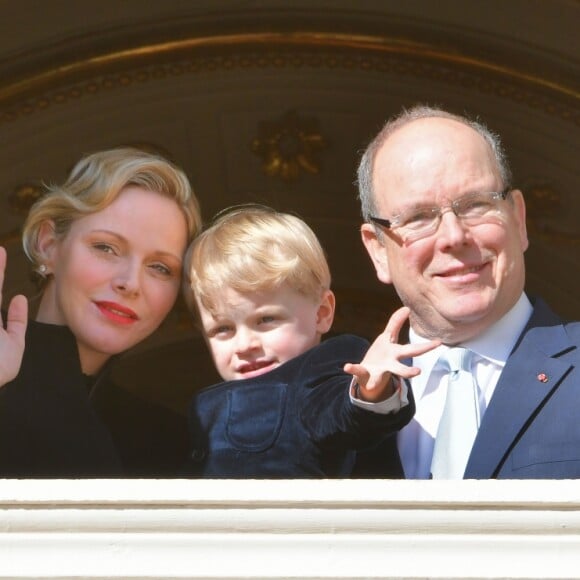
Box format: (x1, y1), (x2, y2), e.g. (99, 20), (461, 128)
(185, 205), (331, 316)
(22, 147), (202, 276)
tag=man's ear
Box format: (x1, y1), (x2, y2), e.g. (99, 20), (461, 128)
(510, 189), (529, 252)
(315, 289), (336, 335)
(361, 223), (392, 284)
(36, 220), (59, 271)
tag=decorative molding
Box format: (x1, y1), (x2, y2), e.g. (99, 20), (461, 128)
(0, 479), (579, 579)
(0, 33), (577, 126)
(0, 228), (21, 246)
(7, 182), (45, 214)
(526, 183), (580, 244)
(251, 109), (326, 181)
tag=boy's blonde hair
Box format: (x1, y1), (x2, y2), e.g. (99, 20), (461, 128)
(185, 205), (331, 316)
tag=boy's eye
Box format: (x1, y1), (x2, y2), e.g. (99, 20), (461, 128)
(260, 315), (276, 324)
(209, 325), (233, 338)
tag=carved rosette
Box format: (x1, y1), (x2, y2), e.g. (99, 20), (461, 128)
(251, 110), (327, 182)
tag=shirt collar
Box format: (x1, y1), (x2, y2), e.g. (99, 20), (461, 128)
(463, 293), (533, 365)
(408, 293), (533, 399)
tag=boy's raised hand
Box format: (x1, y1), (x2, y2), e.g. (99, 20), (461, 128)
(343, 306), (440, 403)
(0, 247), (28, 387)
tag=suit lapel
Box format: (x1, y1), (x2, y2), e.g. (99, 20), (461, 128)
(464, 301), (574, 478)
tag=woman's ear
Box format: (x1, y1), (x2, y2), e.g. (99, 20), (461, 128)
(361, 223), (392, 284)
(315, 289), (336, 335)
(36, 220), (59, 272)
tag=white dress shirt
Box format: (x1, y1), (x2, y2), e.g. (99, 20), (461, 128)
(398, 293), (533, 479)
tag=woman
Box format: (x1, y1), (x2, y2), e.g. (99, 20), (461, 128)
(0, 147), (202, 477)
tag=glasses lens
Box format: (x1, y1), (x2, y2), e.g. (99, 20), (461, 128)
(456, 192), (503, 222)
(396, 207), (440, 241)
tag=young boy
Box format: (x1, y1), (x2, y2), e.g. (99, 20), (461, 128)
(183, 205), (437, 477)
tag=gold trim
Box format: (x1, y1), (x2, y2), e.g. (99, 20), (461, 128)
(251, 109), (327, 181)
(0, 32), (577, 105)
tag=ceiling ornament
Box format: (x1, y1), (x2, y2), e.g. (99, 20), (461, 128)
(0, 229), (21, 246)
(8, 183), (46, 214)
(251, 110), (326, 181)
(0, 183), (46, 245)
(525, 183), (580, 244)
(0, 33), (576, 126)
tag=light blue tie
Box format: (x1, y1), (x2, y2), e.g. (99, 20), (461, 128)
(431, 347), (480, 479)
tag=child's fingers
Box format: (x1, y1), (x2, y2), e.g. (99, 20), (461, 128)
(380, 306), (410, 343)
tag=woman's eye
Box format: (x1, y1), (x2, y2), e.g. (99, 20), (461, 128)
(93, 243), (116, 255)
(259, 315), (276, 324)
(150, 263), (172, 276)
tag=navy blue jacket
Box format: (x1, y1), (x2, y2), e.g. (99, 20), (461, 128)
(187, 334), (415, 478)
(466, 298), (580, 478)
(352, 298), (580, 479)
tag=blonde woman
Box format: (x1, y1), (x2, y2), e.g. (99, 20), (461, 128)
(0, 147), (201, 477)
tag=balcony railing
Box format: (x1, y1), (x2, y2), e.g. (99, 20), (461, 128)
(0, 479), (578, 579)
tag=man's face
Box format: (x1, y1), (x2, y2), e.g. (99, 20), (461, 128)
(361, 117), (529, 343)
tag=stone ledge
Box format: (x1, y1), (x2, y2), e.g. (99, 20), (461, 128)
(0, 479), (578, 579)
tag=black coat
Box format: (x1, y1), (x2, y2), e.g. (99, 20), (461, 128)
(0, 320), (188, 478)
(187, 334), (415, 478)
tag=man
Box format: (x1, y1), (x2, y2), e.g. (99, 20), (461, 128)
(355, 105), (580, 479)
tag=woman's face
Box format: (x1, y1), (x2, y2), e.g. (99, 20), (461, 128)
(37, 186), (189, 374)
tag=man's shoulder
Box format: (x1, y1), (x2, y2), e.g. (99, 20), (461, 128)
(518, 297), (580, 351)
(527, 297), (579, 328)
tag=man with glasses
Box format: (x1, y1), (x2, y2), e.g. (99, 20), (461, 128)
(354, 105), (580, 479)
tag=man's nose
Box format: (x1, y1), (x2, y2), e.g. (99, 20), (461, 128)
(437, 208), (469, 246)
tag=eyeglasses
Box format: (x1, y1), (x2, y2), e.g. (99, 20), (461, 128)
(369, 189), (512, 243)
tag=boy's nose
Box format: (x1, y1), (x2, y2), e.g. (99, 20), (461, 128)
(235, 328), (260, 353)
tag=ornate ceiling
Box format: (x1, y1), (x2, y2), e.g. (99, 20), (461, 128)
(0, 1), (578, 412)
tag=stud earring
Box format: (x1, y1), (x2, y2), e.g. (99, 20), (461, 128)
(38, 264), (48, 275)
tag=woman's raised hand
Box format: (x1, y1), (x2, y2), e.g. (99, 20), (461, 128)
(0, 247), (28, 387)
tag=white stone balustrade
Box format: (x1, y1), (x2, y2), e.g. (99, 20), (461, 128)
(0, 479), (578, 579)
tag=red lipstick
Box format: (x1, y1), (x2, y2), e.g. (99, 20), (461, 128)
(95, 301), (138, 325)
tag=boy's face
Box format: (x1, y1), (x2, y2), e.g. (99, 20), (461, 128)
(197, 285), (335, 381)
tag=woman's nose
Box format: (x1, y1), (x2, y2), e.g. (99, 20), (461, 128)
(113, 262), (140, 296)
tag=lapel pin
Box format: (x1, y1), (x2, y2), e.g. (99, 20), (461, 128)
(537, 373), (548, 383)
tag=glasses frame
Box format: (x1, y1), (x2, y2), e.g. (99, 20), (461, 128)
(369, 188), (512, 241)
